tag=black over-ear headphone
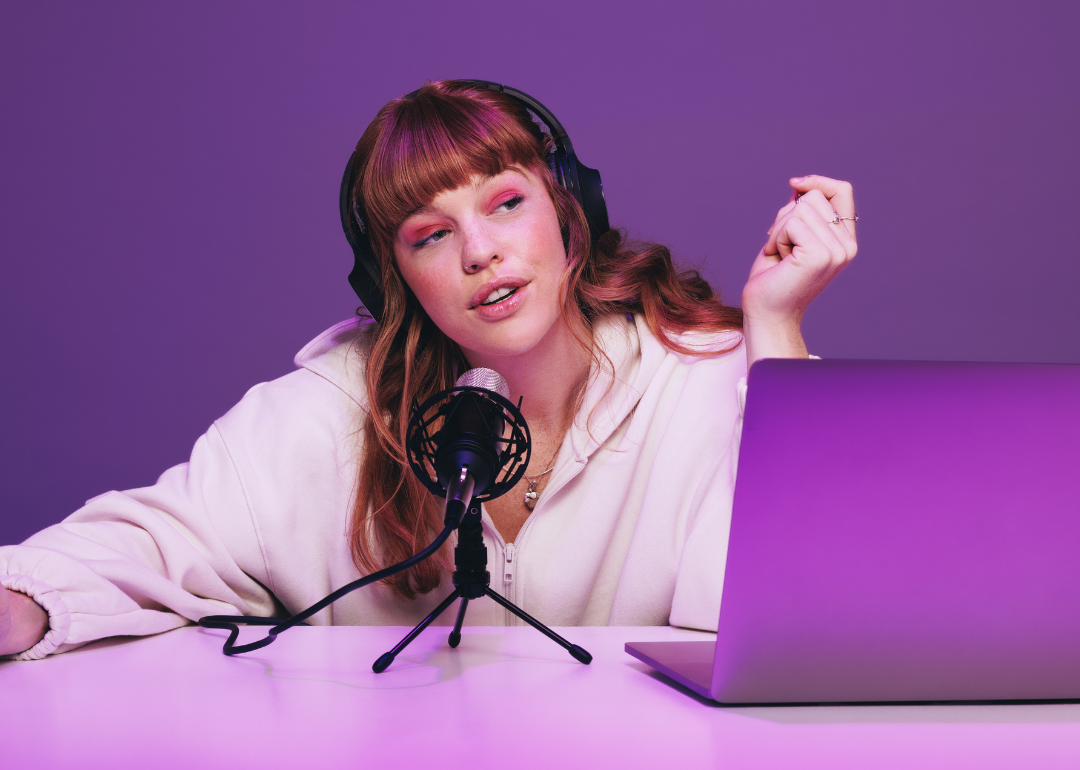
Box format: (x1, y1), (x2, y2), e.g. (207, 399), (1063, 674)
(338, 80), (610, 324)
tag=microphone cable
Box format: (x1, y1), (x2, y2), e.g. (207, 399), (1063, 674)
(199, 522), (455, 655)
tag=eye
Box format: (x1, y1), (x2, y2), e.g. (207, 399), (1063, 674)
(413, 229), (450, 249)
(495, 194), (525, 212)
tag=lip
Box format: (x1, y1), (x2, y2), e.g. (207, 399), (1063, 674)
(468, 275), (530, 310)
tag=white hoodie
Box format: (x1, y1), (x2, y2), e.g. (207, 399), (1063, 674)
(0, 314), (747, 660)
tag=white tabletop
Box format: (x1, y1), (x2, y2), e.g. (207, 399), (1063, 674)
(3, 624), (1080, 769)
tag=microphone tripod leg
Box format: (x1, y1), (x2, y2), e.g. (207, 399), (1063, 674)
(372, 588), (462, 673)
(448, 597), (470, 648)
(484, 588), (592, 665)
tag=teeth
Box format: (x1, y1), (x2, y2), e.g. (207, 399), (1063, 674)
(482, 286), (516, 305)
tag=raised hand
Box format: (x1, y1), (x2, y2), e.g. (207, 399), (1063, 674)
(741, 175), (858, 367)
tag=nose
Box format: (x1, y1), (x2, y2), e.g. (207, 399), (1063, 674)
(460, 220), (499, 275)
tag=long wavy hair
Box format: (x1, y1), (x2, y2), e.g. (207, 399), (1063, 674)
(346, 80), (743, 601)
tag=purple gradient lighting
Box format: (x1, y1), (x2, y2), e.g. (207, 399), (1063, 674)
(2, 4), (1079, 545)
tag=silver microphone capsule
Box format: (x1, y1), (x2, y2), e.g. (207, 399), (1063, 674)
(455, 367), (510, 400)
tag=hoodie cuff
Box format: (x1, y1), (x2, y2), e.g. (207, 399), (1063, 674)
(1, 574), (72, 661)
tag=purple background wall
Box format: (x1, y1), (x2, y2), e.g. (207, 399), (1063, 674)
(2, 1), (1077, 545)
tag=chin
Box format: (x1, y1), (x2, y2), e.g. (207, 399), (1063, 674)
(464, 332), (546, 363)
(459, 314), (562, 365)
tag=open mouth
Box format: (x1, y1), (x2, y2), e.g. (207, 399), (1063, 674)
(479, 286), (519, 306)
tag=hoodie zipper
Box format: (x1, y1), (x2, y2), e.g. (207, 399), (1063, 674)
(483, 457), (589, 627)
(503, 542), (517, 627)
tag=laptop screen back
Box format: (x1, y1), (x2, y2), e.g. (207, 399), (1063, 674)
(714, 359), (1080, 703)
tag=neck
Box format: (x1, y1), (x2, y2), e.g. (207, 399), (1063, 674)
(466, 318), (591, 435)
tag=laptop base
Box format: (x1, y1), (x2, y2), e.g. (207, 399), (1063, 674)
(625, 640), (715, 699)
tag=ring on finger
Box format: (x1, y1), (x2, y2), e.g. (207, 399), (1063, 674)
(827, 214), (859, 225)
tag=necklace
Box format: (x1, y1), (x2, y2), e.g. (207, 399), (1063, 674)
(523, 444), (560, 510)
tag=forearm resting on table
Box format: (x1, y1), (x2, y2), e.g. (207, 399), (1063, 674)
(1, 590), (49, 656)
(743, 314), (809, 368)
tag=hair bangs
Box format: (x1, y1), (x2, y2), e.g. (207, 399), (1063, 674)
(359, 85), (551, 248)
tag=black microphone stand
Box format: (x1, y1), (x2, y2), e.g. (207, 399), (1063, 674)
(371, 377), (593, 673)
(373, 498), (592, 673)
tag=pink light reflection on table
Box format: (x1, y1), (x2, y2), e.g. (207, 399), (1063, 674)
(3, 625), (1080, 769)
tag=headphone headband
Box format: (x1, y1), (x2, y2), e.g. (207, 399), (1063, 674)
(339, 80), (609, 324)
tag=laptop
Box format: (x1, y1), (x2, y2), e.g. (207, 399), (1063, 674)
(626, 358), (1080, 704)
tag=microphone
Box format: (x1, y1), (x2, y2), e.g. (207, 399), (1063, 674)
(436, 368), (510, 524)
(407, 367), (531, 526)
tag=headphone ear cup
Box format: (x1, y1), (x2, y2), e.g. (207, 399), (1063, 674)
(340, 150), (386, 323)
(346, 232), (386, 323)
(574, 161), (609, 242)
(549, 145), (609, 243)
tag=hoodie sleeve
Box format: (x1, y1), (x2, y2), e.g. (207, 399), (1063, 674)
(668, 352), (820, 631)
(1, 319), (372, 660)
(667, 346), (747, 632)
(0, 415), (279, 661)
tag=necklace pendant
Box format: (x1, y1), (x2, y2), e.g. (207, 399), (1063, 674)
(522, 447), (560, 512)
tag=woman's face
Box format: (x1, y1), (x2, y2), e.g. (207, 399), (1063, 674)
(392, 167), (570, 366)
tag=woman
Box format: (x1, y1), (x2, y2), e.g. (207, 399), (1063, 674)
(0, 80), (856, 659)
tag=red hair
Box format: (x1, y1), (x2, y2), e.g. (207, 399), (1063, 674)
(346, 81), (743, 600)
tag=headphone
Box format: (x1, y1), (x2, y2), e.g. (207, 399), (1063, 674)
(338, 80), (610, 324)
